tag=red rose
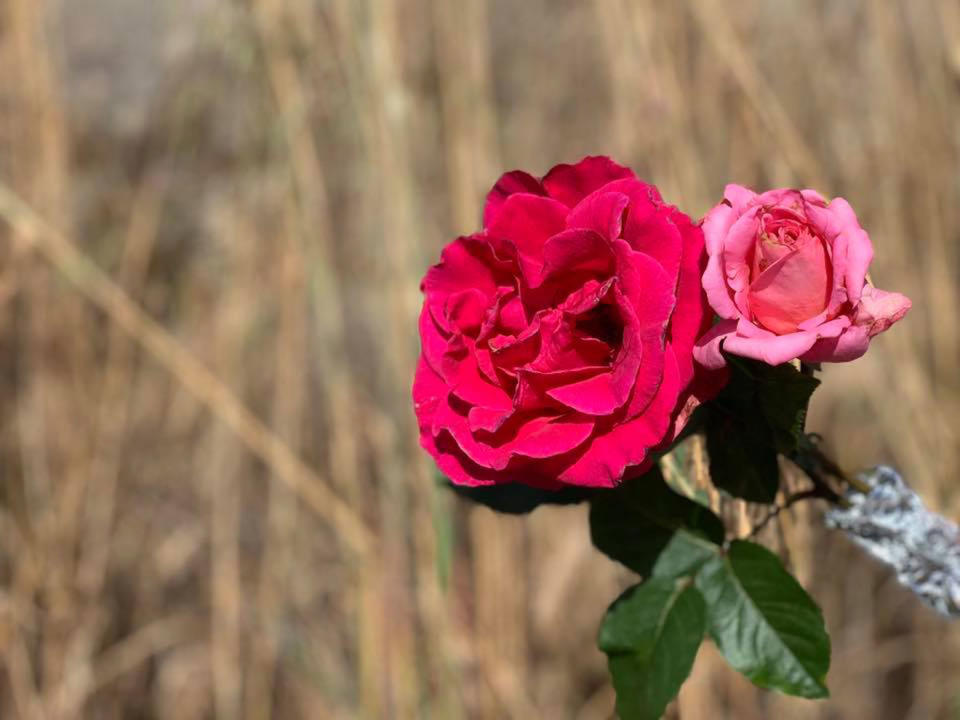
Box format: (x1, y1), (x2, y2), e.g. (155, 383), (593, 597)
(413, 157), (722, 489)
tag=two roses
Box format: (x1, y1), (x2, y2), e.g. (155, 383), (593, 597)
(413, 157), (910, 489)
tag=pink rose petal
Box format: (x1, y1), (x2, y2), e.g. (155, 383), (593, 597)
(748, 233), (830, 334)
(723, 184), (758, 214)
(722, 208), (762, 315)
(854, 284), (912, 336)
(693, 319), (738, 370)
(722, 329), (819, 366)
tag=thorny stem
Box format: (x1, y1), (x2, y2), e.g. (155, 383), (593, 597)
(747, 488), (828, 539)
(745, 429), (873, 538)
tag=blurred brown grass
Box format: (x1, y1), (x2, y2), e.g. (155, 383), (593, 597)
(0, 0), (958, 718)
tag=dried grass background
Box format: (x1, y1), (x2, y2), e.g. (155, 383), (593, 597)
(0, 0), (958, 718)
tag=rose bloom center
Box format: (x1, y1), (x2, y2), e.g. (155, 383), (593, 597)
(747, 213), (832, 335)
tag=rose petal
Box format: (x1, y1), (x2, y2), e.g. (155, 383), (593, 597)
(752, 230), (795, 277)
(547, 287), (643, 415)
(557, 349), (682, 487)
(854, 284), (912, 336)
(702, 201), (738, 257)
(423, 235), (500, 333)
(498, 293), (527, 334)
(435, 397), (594, 470)
(566, 190), (630, 241)
(429, 436), (503, 487)
(827, 198), (873, 303)
(612, 239), (675, 331)
(445, 340), (514, 409)
(722, 328), (819, 366)
(590, 178), (683, 285)
(702, 249), (739, 320)
(445, 288), (490, 334)
(558, 277), (616, 315)
(530, 323), (614, 373)
(486, 193), (570, 285)
(506, 417), (596, 460)
(536, 228), (614, 288)
(670, 351), (729, 438)
(756, 188), (805, 213)
(513, 365), (607, 412)
(467, 405), (514, 433)
(800, 189), (828, 206)
(623, 328), (666, 418)
(418, 304), (450, 377)
(805, 196), (873, 305)
(805, 315), (850, 338)
(748, 234), (830, 334)
(669, 217), (710, 390)
(413, 356), (447, 433)
(693, 319), (738, 369)
(542, 156), (635, 208)
(723, 184), (759, 214)
(483, 170), (545, 228)
(800, 325), (871, 363)
(722, 208), (762, 315)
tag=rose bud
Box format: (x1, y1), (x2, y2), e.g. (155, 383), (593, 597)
(694, 185), (911, 368)
(413, 156), (724, 489)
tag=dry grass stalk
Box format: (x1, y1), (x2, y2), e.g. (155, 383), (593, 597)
(0, 0), (957, 717)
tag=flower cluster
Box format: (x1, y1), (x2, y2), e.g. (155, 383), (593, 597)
(414, 157), (910, 489)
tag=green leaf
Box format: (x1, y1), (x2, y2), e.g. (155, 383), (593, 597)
(695, 540), (831, 699)
(705, 407), (780, 503)
(599, 579), (707, 720)
(441, 476), (597, 514)
(705, 357), (820, 503)
(752, 361), (821, 454)
(589, 466), (725, 579)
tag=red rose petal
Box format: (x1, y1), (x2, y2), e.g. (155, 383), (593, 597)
(486, 193), (570, 286)
(622, 328), (665, 419)
(423, 234), (500, 333)
(536, 228), (615, 288)
(483, 170), (545, 228)
(607, 179), (684, 283)
(445, 288), (490, 334)
(413, 356), (447, 436)
(546, 287), (642, 416)
(529, 311), (614, 372)
(418, 304), (451, 377)
(444, 339), (513, 410)
(434, 396), (593, 471)
(557, 349), (681, 487)
(566, 190), (630, 241)
(612, 239), (675, 331)
(541, 156), (635, 208)
(668, 216), (710, 392)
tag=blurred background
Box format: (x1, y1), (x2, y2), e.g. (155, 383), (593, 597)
(0, 0), (957, 718)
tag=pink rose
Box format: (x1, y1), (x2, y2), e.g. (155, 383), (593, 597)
(413, 157), (723, 489)
(694, 185), (911, 368)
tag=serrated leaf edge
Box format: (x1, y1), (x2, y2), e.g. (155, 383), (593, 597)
(697, 545), (829, 699)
